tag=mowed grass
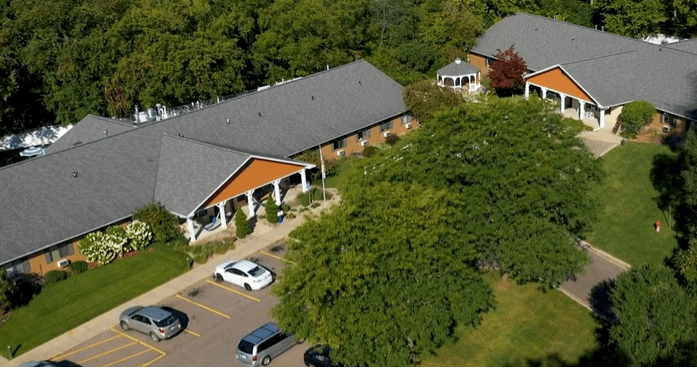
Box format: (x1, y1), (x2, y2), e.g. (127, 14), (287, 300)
(586, 142), (679, 266)
(0, 249), (190, 358)
(422, 274), (600, 367)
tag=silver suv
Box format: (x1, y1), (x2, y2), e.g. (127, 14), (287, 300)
(119, 306), (182, 342)
(236, 322), (297, 366)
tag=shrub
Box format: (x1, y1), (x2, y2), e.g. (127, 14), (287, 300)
(68, 261), (88, 275)
(296, 192), (311, 207)
(385, 134), (400, 146)
(133, 203), (181, 243)
(77, 231), (127, 265)
(126, 220), (153, 250)
(362, 146), (378, 158)
(311, 187), (332, 201)
(265, 196), (278, 224)
(281, 203), (291, 212)
(44, 270), (67, 285)
(620, 100), (656, 138)
(235, 208), (252, 238)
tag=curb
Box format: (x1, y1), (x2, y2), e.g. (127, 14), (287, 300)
(578, 240), (631, 270)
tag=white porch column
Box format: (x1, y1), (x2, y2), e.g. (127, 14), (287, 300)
(187, 217), (197, 242)
(599, 108), (606, 128)
(273, 179), (282, 206)
(559, 93), (566, 113)
(218, 201), (227, 228)
(300, 169), (309, 193)
(524, 82), (530, 100)
(579, 100), (585, 120)
(246, 190), (255, 218)
(541, 87), (547, 99)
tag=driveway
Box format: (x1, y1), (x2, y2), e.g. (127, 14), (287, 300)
(559, 243), (629, 321)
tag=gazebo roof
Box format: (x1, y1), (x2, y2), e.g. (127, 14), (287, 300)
(437, 59), (480, 76)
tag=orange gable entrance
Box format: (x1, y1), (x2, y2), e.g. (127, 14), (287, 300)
(203, 158), (306, 207)
(526, 67), (593, 102)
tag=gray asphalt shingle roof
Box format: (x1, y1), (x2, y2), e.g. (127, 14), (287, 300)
(472, 13), (697, 118)
(47, 115), (135, 154)
(437, 60), (480, 76)
(0, 60), (406, 265)
(153, 136), (251, 217)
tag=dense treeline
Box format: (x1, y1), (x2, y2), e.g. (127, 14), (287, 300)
(0, 0), (593, 132)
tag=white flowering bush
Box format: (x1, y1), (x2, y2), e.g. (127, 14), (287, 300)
(78, 230), (128, 265)
(126, 220), (152, 250)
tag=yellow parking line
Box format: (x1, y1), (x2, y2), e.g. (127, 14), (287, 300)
(102, 348), (152, 367)
(184, 329), (201, 337)
(260, 250), (296, 265)
(175, 293), (231, 318)
(205, 279), (261, 302)
(51, 334), (122, 361)
(140, 353), (167, 367)
(77, 341), (137, 364)
(110, 326), (167, 355)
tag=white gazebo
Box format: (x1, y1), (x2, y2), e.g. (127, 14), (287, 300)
(437, 58), (481, 92)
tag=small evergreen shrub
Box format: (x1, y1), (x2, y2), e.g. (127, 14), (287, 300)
(68, 261), (88, 275)
(620, 100), (656, 138)
(311, 202), (321, 208)
(362, 146), (378, 157)
(296, 192), (311, 207)
(265, 196), (279, 224)
(281, 203), (291, 212)
(44, 270), (67, 285)
(311, 187), (332, 201)
(235, 208), (252, 238)
(133, 203), (181, 242)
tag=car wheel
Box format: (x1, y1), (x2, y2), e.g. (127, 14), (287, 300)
(150, 332), (160, 342)
(216, 273), (223, 282)
(244, 283), (252, 291)
(120, 321), (129, 331)
(262, 356), (271, 366)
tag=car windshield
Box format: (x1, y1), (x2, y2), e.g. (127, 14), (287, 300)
(248, 266), (265, 277)
(154, 315), (176, 327)
(238, 339), (255, 354)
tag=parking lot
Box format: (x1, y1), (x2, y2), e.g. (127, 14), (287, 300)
(50, 241), (309, 367)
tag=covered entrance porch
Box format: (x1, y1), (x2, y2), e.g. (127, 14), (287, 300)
(525, 82), (608, 130)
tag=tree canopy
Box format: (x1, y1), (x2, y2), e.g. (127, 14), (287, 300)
(488, 46), (527, 96)
(610, 264), (697, 366)
(273, 95), (601, 365)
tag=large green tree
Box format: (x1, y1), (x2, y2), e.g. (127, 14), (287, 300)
(610, 264), (697, 366)
(594, 0), (668, 37)
(350, 96), (599, 287)
(273, 183), (494, 366)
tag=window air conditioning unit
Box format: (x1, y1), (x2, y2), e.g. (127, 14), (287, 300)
(337, 150), (345, 157)
(663, 125), (671, 133)
(383, 131), (392, 137)
(57, 259), (70, 268)
(405, 123), (413, 129)
(361, 140), (369, 147)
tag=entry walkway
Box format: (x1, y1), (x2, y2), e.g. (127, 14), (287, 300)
(4, 199), (338, 367)
(578, 129), (623, 158)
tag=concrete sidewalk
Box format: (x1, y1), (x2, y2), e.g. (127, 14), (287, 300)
(4, 200), (337, 367)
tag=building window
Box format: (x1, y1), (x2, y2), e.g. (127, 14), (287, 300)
(332, 138), (347, 151)
(45, 243), (75, 263)
(2, 258), (30, 278)
(401, 114), (414, 124)
(356, 129), (372, 141)
(379, 120), (393, 133)
(661, 113), (668, 124)
(670, 115), (678, 128)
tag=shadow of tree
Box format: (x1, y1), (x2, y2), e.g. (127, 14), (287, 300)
(589, 279), (617, 324)
(649, 152), (690, 249)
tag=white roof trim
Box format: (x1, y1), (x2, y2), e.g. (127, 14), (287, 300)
(525, 64), (600, 106)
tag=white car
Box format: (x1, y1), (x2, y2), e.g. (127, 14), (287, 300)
(214, 260), (274, 291)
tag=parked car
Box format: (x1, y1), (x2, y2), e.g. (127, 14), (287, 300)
(236, 322), (298, 366)
(303, 345), (338, 367)
(119, 306), (182, 342)
(214, 260), (274, 291)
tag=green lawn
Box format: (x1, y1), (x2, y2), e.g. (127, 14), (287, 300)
(586, 142), (679, 266)
(422, 274), (601, 367)
(0, 249), (190, 358)
(323, 158), (361, 188)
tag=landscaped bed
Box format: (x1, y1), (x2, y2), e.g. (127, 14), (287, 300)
(421, 273), (601, 367)
(0, 249), (190, 359)
(585, 141), (679, 266)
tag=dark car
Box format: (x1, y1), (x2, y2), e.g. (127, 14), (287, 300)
(303, 345), (337, 367)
